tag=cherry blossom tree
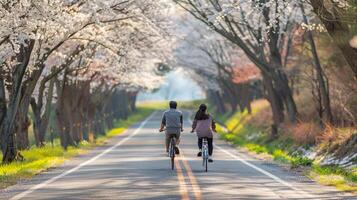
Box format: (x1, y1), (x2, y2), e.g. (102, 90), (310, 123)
(0, 0), (173, 162)
(171, 0), (306, 137)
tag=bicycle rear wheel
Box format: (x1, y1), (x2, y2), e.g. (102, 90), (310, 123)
(205, 158), (208, 172)
(170, 138), (175, 170)
(171, 156), (175, 170)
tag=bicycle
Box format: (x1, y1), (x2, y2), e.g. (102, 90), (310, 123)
(202, 137), (209, 172)
(168, 134), (177, 170)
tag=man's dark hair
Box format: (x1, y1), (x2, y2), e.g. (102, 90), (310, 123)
(169, 101), (177, 109)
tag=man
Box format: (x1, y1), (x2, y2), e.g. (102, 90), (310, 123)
(159, 101), (183, 154)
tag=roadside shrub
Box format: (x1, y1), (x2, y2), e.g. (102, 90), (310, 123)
(316, 124), (336, 145)
(246, 144), (268, 154)
(291, 122), (321, 145)
(272, 149), (291, 164)
(223, 133), (235, 142)
(316, 126), (355, 157)
(291, 156), (313, 167)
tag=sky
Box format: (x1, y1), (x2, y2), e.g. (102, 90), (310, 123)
(137, 69), (205, 102)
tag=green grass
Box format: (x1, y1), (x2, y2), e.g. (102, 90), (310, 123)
(0, 107), (154, 189)
(217, 107), (357, 194)
(178, 100), (207, 110)
(309, 165), (357, 193)
(137, 101), (168, 110)
(0, 142), (91, 189)
(136, 99), (206, 111)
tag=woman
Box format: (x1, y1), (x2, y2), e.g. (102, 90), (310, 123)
(191, 104), (216, 162)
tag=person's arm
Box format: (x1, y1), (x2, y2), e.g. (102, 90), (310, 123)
(191, 119), (197, 133)
(159, 114), (166, 132)
(180, 114), (183, 132)
(211, 117), (217, 132)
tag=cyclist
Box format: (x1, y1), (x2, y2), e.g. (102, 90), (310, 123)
(191, 104), (216, 162)
(159, 101), (183, 155)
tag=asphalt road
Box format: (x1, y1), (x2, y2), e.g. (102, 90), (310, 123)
(1, 111), (355, 200)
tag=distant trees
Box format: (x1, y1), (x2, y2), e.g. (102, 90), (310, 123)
(174, 24), (259, 114)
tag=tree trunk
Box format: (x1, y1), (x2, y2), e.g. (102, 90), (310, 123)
(87, 122), (95, 142)
(117, 90), (129, 119)
(95, 113), (106, 136)
(262, 73), (284, 138)
(267, 22), (298, 123)
(15, 98), (31, 150)
(1, 40), (35, 163)
(236, 83), (254, 114)
(128, 91), (137, 112)
(207, 90), (226, 114)
(31, 98), (42, 147)
(214, 91), (226, 114)
(39, 79), (54, 145)
(301, 4), (333, 124)
(71, 111), (82, 144)
(309, 36), (333, 125)
(0, 74), (6, 129)
(55, 73), (75, 149)
(219, 80), (238, 111)
(30, 78), (55, 147)
(276, 72), (298, 123)
(14, 64), (46, 150)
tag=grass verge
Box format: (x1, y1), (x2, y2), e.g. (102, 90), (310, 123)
(136, 99), (206, 110)
(216, 102), (357, 194)
(0, 107), (154, 189)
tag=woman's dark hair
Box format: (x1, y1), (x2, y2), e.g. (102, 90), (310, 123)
(194, 104), (209, 120)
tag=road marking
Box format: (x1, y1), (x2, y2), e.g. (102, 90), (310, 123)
(184, 115), (202, 200)
(187, 115), (313, 198)
(175, 158), (190, 200)
(214, 144), (315, 198)
(180, 152), (202, 200)
(10, 112), (157, 200)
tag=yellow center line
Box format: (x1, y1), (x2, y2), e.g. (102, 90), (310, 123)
(175, 157), (190, 200)
(181, 152), (202, 200)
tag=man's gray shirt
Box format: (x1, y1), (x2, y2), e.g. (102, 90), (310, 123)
(162, 109), (183, 135)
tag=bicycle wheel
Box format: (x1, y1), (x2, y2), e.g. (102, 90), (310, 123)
(170, 138), (175, 170)
(171, 156), (175, 170)
(205, 158), (208, 172)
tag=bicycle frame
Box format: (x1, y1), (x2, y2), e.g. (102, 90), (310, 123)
(202, 137), (209, 172)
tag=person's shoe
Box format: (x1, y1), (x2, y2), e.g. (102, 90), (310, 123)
(208, 158), (213, 163)
(175, 147), (180, 155)
(197, 152), (202, 157)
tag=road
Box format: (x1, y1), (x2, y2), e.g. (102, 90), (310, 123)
(1, 111), (355, 200)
